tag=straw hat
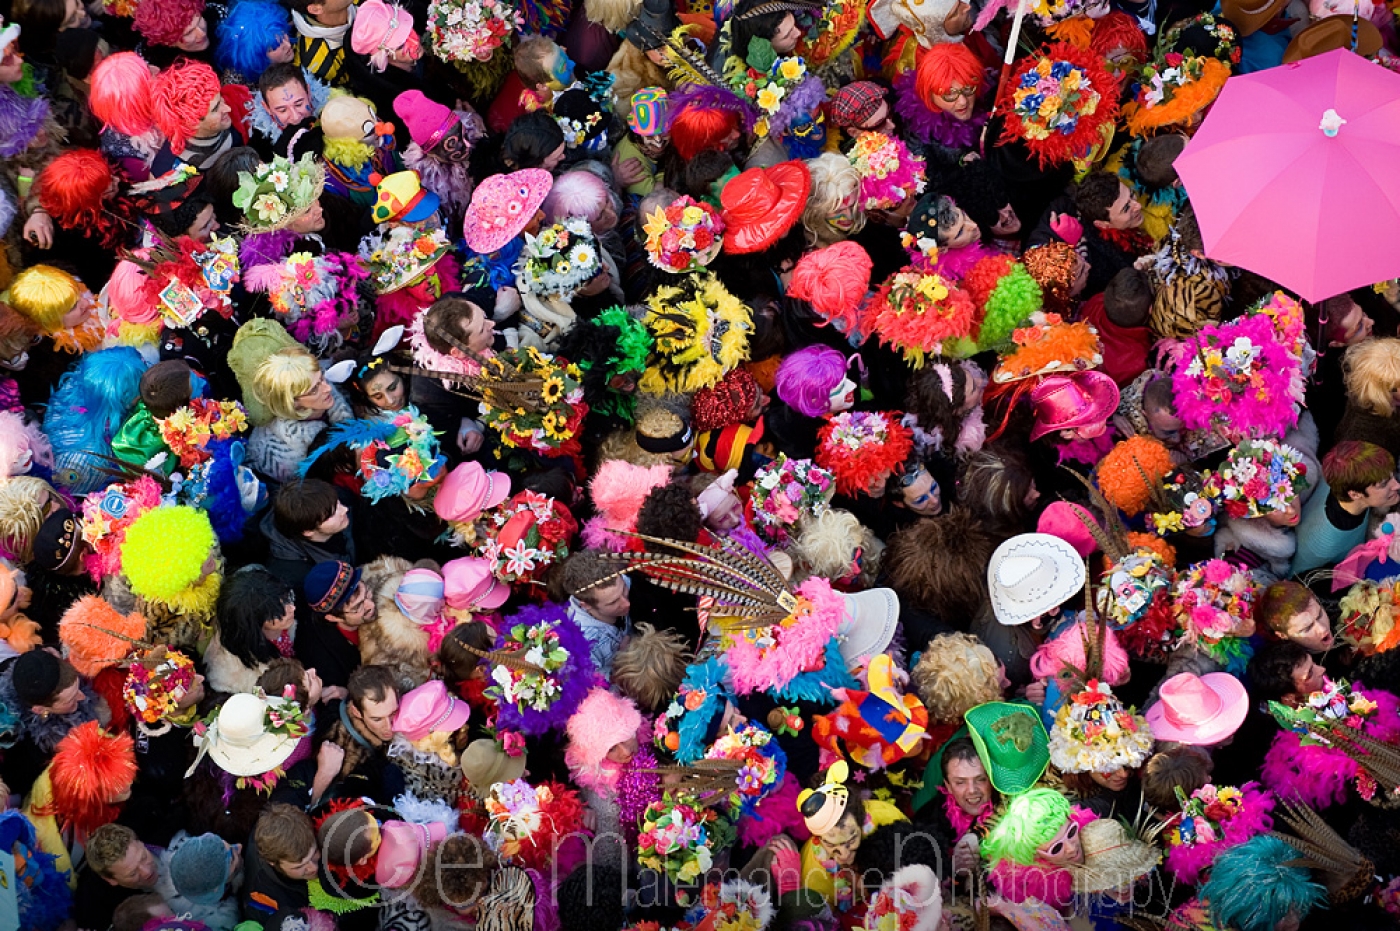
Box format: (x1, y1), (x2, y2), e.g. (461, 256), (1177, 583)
(1071, 818), (1161, 894)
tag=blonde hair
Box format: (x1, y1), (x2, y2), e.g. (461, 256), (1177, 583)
(0, 476), (58, 562)
(912, 632), (1003, 725)
(1343, 338), (1400, 417)
(611, 623), (692, 713)
(514, 36), (558, 86)
(7, 265), (83, 333)
(608, 39), (669, 116)
(791, 508), (883, 584)
(801, 153), (865, 248)
(253, 347), (321, 421)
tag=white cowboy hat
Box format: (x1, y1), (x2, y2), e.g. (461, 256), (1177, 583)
(988, 533), (1086, 626)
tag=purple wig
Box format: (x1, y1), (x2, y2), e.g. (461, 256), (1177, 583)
(768, 75), (828, 139)
(775, 345), (847, 418)
(492, 602), (597, 736)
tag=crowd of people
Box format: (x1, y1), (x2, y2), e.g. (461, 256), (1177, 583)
(1, 0), (1400, 928)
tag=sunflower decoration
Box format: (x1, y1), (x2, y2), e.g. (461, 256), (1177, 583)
(640, 272), (753, 395)
(1001, 43), (1121, 168)
(868, 263), (979, 366)
(477, 347), (588, 457)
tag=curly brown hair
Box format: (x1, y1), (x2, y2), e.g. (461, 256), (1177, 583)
(884, 507), (995, 621)
(414, 833), (499, 910)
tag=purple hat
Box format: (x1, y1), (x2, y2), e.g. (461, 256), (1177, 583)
(394, 679), (471, 742)
(393, 90), (456, 151)
(433, 461), (512, 523)
(462, 169), (553, 254)
(443, 556), (510, 612)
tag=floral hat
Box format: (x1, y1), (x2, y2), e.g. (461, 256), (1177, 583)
(257, 251), (370, 349)
(750, 454), (836, 546)
(1148, 468), (1221, 536)
(815, 411), (914, 497)
(654, 657), (731, 763)
(639, 273), (753, 395)
(733, 54), (827, 139)
(123, 648), (198, 733)
(483, 778), (586, 871)
(487, 603), (594, 735)
(357, 225), (453, 294)
(1265, 676), (1392, 802)
(1099, 549), (1175, 629)
(1338, 579), (1400, 656)
(1174, 309), (1304, 444)
(156, 399), (249, 470)
(1209, 440), (1308, 519)
(517, 216), (602, 296)
(476, 346), (587, 456)
(1164, 782), (1275, 885)
(1173, 559), (1257, 646)
(643, 196), (726, 274)
(869, 265), (979, 366)
(1048, 679), (1155, 774)
(475, 490), (577, 586)
(847, 131), (926, 212)
(637, 790), (735, 888)
(991, 311), (1103, 384)
(299, 405), (447, 502)
(80, 475), (166, 579)
(188, 689), (309, 786)
(462, 168), (553, 255)
(685, 879), (776, 931)
(425, 0), (522, 64)
(1001, 44), (1120, 168)
(232, 153), (326, 233)
(702, 723), (788, 820)
(1124, 14), (1236, 137)
(723, 575), (856, 700)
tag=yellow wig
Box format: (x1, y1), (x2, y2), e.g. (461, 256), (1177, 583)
(7, 265), (83, 334)
(253, 347), (321, 422)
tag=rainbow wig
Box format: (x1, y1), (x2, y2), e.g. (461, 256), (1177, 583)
(981, 788), (1071, 867)
(45, 722), (137, 837)
(1202, 835), (1324, 931)
(37, 150), (112, 231)
(775, 346), (848, 418)
(89, 51), (156, 137)
(152, 60), (222, 154)
(43, 347), (147, 495)
(215, 0), (292, 81)
(787, 242), (873, 337)
(134, 0), (206, 47)
(7, 265), (83, 334)
(119, 506), (216, 603)
(914, 42), (983, 108)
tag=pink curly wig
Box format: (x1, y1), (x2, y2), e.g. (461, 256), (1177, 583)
(134, 0), (206, 47)
(775, 346), (848, 418)
(152, 60), (221, 154)
(1029, 621), (1130, 686)
(37, 150), (113, 231)
(787, 242), (873, 336)
(915, 43), (984, 107)
(583, 460), (673, 551)
(564, 687), (644, 793)
(89, 51), (157, 137)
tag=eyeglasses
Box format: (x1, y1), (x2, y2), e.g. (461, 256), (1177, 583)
(1042, 821), (1079, 857)
(939, 86), (978, 103)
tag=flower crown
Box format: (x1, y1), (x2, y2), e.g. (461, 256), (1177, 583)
(869, 265), (978, 366)
(426, 0), (522, 64)
(1149, 468), (1220, 535)
(1048, 679), (1155, 774)
(556, 110), (605, 148)
(358, 225), (452, 294)
(157, 399), (249, 469)
(482, 778), (582, 868)
(1176, 310), (1305, 442)
(123, 649), (197, 727)
(266, 251), (370, 345)
(1209, 440), (1307, 519)
(1173, 559), (1255, 643)
(475, 490), (576, 585)
(703, 723), (787, 819)
(750, 454), (836, 546)
(637, 791), (733, 887)
(477, 346), (587, 455)
(359, 406), (445, 501)
(518, 217), (601, 296)
(643, 197), (726, 274)
(815, 411), (914, 497)
(490, 617), (572, 722)
(1164, 782), (1274, 885)
(232, 153), (326, 232)
(1003, 46), (1118, 167)
(848, 131), (926, 212)
(1159, 13), (1241, 66)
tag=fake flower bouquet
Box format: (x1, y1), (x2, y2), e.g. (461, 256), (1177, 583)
(1002, 45), (1118, 167)
(637, 792), (732, 887)
(232, 154), (324, 232)
(157, 399), (249, 468)
(815, 411), (914, 498)
(704, 724), (787, 818)
(1209, 440), (1308, 520)
(477, 346), (587, 455)
(1164, 782), (1274, 884)
(643, 197), (726, 274)
(869, 265), (978, 366)
(518, 217), (601, 296)
(848, 131), (926, 212)
(426, 0), (522, 63)
(359, 225), (452, 294)
(355, 407), (444, 501)
(750, 454), (836, 545)
(1175, 312), (1303, 441)
(1047, 679), (1155, 774)
(736, 56), (816, 138)
(123, 650), (197, 729)
(1173, 559), (1255, 644)
(491, 620), (569, 712)
(483, 778), (586, 869)
(476, 490), (577, 585)
(488, 605), (593, 735)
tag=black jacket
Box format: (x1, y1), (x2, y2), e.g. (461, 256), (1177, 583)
(294, 616), (363, 692)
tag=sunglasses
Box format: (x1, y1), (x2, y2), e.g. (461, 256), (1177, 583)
(1042, 821), (1079, 858)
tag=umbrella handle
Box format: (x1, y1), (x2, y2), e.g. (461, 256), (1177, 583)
(994, 0), (1031, 111)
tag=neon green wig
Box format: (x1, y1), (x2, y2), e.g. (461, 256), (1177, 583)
(981, 788), (1071, 866)
(120, 506), (216, 602)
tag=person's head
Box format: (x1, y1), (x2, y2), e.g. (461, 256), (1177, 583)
(12, 648), (81, 716)
(89, 823), (160, 888)
(958, 447), (1039, 530)
(1142, 375), (1183, 446)
(89, 50), (157, 138)
(152, 60), (226, 153)
(7, 264), (86, 334)
(1140, 747), (1212, 809)
(11, 0), (77, 54)
(37, 149), (114, 232)
(216, 0), (294, 81)
(414, 833), (498, 910)
(1257, 581), (1333, 652)
(610, 622), (691, 714)
(809, 791), (866, 867)
(1136, 133), (1185, 189)
(1311, 293), (1374, 348)
(435, 620), (495, 683)
(1323, 440), (1399, 510)
(912, 632), (1005, 726)
(347, 664), (399, 744)
(349, 357), (407, 412)
(253, 347), (334, 421)
(258, 63), (313, 129)
(905, 358), (985, 451)
(502, 110), (567, 172)
(514, 35), (570, 88)
(216, 565), (296, 666)
(668, 99), (742, 162)
(942, 737), (993, 815)
(732, 0), (803, 59)
(637, 482), (704, 543)
(562, 550), (630, 621)
(1251, 640), (1328, 704)
(914, 41), (983, 121)
(884, 508), (996, 621)
(801, 152), (865, 246)
(134, 0), (208, 50)
(150, 190), (218, 242)
(255, 803), (320, 880)
(830, 80), (892, 135)
(111, 893), (173, 931)
(285, 0), (354, 22)
(1343, 337), (1400, 416)
(542, 168), (619, 234)
(908, 193), (980, 249)
(137, 360), (194, 419)
(1075, 172), (1143, 231)
(318, 807), (379, 869)
(424, 294), (495, 357)
(775, 345), (854, 418)
(274, 478), (347, 542)
(1103, 267), (1153, 329)
(259, 656), (314, 711)
(982, 788), (1080, 867)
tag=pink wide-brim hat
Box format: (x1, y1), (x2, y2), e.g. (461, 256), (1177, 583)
(443, 556), (510, 612)
(393, 679), (471, 742)
(462, 168), (553, 254)
(1029, 370), (1120, 441)
(434, 461), (511, 523)
(375, 819), (448, 888)
(1145, 672), (1248, 746)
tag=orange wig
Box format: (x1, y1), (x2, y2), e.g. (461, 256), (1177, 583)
(38, 150), (113, 231)
(46, 722), (137, 837)
(915, 43), (984, 107)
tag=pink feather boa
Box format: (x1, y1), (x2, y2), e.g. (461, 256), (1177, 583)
(726, 577), (846, 696)
(1162, 782), (1274, 885)
(582, 460), (672, 551)
(738, 771), (810, 849)
(1259, 688), (1400, 808)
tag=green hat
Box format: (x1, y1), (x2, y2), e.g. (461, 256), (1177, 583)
(964, 701), (1049, 796)
(911, 725), (969, 814)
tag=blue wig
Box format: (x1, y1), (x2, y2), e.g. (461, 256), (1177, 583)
(1204, 835), (1325, 931)
(42, 346), (147, 495)
(0, 811), (72, 931)
(215, 0), (292, 82)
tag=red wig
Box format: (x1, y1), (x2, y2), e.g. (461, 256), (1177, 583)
(1089, 11), (1150, 63)
(38, 150), (113, 231)
(670, 106), (741, 161)
(133, 0), (206, 47)
(915, 43), (984, 106)
(89, 51), (156, 137)
(152, 60), (221, 154)
(44, 722), (137, 838)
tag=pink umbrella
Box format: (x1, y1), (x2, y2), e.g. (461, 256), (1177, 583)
(1174, 49), (1400, 303)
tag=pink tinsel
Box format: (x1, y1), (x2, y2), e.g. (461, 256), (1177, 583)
(617, 742), (662, 847)
(738, 771), (809, 848)
(726, 576), (846, 695)
(1162, 782), (1274, 885)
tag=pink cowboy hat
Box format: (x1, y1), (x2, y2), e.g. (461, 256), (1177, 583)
(1145, 672), (1248, 746)
(434, 461), (512, 523)
(1029, 371), (1120, 442)
(462, 168), (553, 254)
(443, 556), (510, 612)
(393, 679), (471, 743)
(375, 819), (448, 889)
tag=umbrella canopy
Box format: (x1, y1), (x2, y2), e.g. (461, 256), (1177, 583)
(1175, 49), (1400, 303)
